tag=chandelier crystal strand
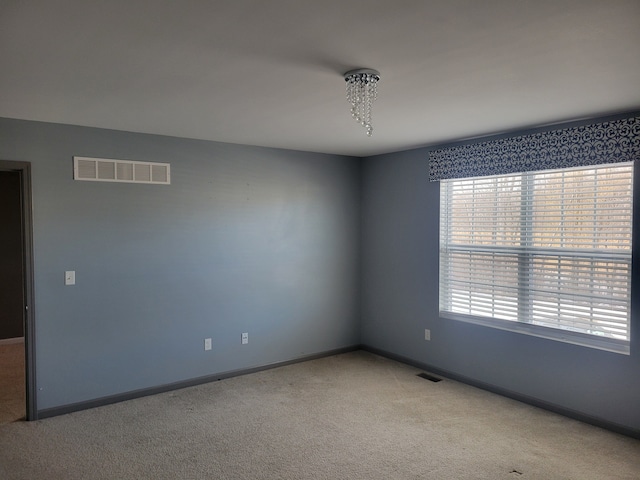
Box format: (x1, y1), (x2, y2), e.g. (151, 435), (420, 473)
(344, 69), (380, 137)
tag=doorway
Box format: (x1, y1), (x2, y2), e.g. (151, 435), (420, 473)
(0, 161), (35, 423)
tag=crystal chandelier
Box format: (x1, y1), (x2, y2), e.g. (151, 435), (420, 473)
(344, 68), (380, 137)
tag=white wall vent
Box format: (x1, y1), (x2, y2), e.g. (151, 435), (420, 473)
(73, 157), (171, 185)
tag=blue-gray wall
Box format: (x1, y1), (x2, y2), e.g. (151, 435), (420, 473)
(360, 147), (640, 433)
(0, 117), (360, 411)
(2, 115), (639, 434)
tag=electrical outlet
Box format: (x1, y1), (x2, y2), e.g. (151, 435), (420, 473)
(424, 329), (431, 341)
(204, 338), (212, 351)
(241, 332), (248, 345)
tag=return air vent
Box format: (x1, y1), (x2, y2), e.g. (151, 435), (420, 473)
(73, 157), (171, 185)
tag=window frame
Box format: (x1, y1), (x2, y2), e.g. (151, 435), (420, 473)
(439, 162), (633, 355)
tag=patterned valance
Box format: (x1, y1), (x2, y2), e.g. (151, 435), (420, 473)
(429, 115), (640, 181)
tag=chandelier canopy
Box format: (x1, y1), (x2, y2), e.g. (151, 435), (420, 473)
(344, 68), (380, 137)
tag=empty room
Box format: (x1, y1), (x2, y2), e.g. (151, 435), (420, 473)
(1, 1), (639, 479)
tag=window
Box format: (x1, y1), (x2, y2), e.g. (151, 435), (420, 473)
(439, 162), (633, 354)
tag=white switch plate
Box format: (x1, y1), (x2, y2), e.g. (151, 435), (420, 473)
(204, 338), (212, 351)
(65, 271), (75, 285)
(241, 332), (248, 345)
(424, 329), (431, 341)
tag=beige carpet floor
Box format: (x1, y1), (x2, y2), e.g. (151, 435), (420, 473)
(0, 341), (25, 424)
(0, 350), (638, 479)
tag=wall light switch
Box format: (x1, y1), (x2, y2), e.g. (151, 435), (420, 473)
(65, 271), (76, 286)
(204, 338), (212, 351)
(424, 329), (431, 341)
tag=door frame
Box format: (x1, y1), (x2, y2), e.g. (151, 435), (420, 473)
(0, 160), (36, 420)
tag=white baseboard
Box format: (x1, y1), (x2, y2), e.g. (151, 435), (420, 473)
(0, 337), (24, 345)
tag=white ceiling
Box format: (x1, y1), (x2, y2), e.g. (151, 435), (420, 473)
(1, 0), (639, 157)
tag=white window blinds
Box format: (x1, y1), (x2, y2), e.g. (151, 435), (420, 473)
(439, 162), (633, 353)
